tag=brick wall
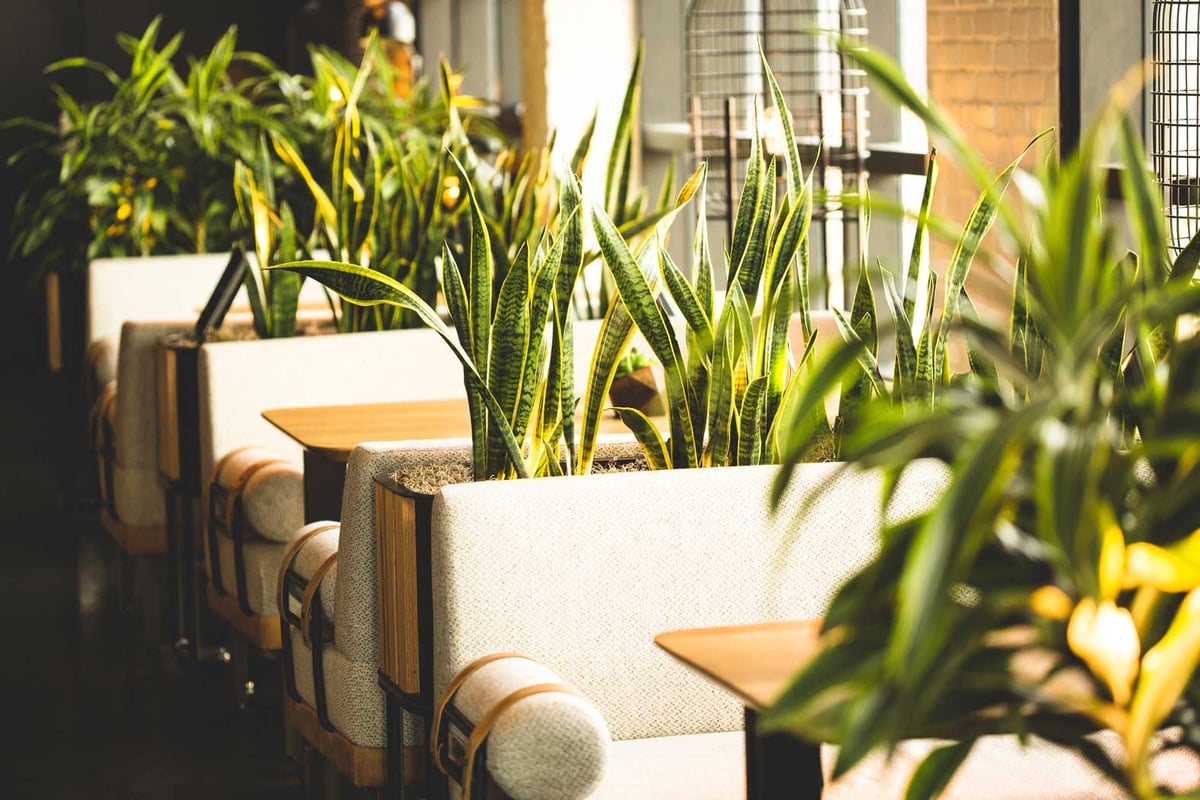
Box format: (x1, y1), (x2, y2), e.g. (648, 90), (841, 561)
(926, 0), (1059, 310)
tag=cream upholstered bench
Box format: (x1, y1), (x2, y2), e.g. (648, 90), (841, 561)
(424, 463), (1200, 799)
(422, 462), (942, 799)
(277, 431), (648, 794)
(95, 320), (196, 554)
(196, 327), (466, 653)
(85, 253), (245, 404)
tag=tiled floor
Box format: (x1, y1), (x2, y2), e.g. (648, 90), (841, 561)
(0, 367), (305, 798)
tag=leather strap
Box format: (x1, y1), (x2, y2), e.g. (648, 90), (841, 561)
(430, 652), (530, 776)
(202, 445), (256, 519)
(223, 457), (283, 533)
(300, 552), (339, 646)
(461, 682), (582, 799)
(275, 522), (340, 619)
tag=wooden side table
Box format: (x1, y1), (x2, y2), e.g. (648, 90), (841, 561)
(656, 620), (827, 800)
(263, 399), (475, 522)
(263, 398), (653, 522)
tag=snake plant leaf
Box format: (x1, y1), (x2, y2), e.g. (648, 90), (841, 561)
(691, 164), (715, 326)
(705, 323), (737, 467)
(764, 266), (793, 418)
(734, 157), (778, 302)
(241, 259), (269, 340)
(905, 148), (938, 321)
(738, 375), (770, 466)
(771, 337), (865, 506)
(932, 148), (1027, 393)
(270, 131), (337, 245)
(268, 259), (530, 478)
(958, 289), (996, 383)
(656, 155), (677, 214)
(578, 299), (638, 474)
(513, 232), (566, 454)
(570, 109), (598, 177)
(766, 328), (821, 462)
(447, 152), (493, 376)
(730, 105), (764, 276)
(592, 204), (698, 469)
(270, 204), (302, 339)
(881, 273), (917, 403)
(833, 307), (886, 399)
(1010, 254), (1031, 379)
(613, 407), (671, 470)
(442, 244), (488, 478)
(760, 43), (803, 200)
(1171, 227), (1200, 284)
(1115, 114), (1169, 287)
(552, 179), (586, 460)
(486, 245), (532, 474)
(659, 246), (713, 352)
(605, 40), (643, 222)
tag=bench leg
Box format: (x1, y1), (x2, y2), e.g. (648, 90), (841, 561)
(744, 707), (823, 800)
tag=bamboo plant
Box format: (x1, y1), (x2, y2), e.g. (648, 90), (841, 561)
(767, 42), (1200, 799)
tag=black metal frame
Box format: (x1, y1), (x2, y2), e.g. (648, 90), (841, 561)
(433, 702), (490, 800)
(1058, 0), (1081, 158)
(157, 338), (222, 663)
(279, 557), (337, 731)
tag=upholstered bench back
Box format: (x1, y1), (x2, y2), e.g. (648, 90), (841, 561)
(429, 460), (947, 742)
(87, 254), (244, 352)
(197, 328), (465, 481)
(111, 320), (195, 526)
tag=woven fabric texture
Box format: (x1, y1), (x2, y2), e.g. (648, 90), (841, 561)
(212, 447), (305, 543)
(449, 656), (609, 800)
(214, 534), (286, 615)
(291, 524), (340, 618)
(334, 439), (475, 662)
(430, 461), (948, 742)
(289, 634), (419, 749)
(110, 320), (192, 527)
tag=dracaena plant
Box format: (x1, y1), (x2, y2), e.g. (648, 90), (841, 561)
(766, 42), (1200, 800)
(6, 18), (291, 279)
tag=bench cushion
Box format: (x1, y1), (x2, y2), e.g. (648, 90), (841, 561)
(431, 461), (947, 742)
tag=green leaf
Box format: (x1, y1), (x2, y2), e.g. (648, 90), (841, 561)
(904, 740), (975, 800)
(269, 259), (530, 478)
(737, 375), (770, 466)
(613, 407), (670, 470)
(592, 204), (698, 469)
(905, 148), (938, 321)
(605, 41), (643, 222)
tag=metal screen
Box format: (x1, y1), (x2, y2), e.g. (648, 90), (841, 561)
(1152, 0), (1200, 255)
(685, 0), (868, 302)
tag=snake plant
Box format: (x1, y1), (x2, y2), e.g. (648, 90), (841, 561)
(579, 50), (821, 472)
(768, 41), (1200, 799)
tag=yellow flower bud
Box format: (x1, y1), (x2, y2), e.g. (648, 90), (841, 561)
(1099, 509), (1125, 601)
(441, 175), (461, 208)
(1030, 585), (1073, 620)
(1067, 597), (1140, 707)
(1126, 588), (1200, 794)
(1124, 542), (1200, 593)
(116, 203), (132, 222)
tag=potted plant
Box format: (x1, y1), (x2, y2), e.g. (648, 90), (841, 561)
(766, 43), (1200, 799)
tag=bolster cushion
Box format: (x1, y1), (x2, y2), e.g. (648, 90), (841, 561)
(442, 655), (610, 800)
(213, 447), (304, 542)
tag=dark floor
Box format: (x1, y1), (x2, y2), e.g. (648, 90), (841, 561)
(0, 364), (305, 798)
